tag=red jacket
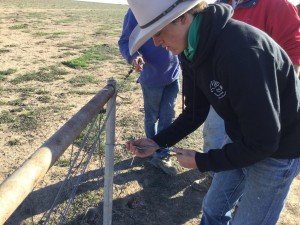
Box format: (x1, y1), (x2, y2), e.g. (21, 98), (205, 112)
(220, 0), (300, 65)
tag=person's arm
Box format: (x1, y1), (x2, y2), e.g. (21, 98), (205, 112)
(264, 0), (300, 68)
(195, 47), (289, 172)
(118, 9), (139, 65)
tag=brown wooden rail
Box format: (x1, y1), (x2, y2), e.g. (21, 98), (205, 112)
(0, 80), (116, 224)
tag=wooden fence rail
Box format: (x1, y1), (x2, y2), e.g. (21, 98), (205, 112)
(0, 80), (116, 225)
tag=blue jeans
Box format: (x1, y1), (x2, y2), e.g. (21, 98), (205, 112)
(141, 79), (179, 138)
(200, 157), (300, 225)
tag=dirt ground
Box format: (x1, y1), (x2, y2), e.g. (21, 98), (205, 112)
(0, 0), (299, 225)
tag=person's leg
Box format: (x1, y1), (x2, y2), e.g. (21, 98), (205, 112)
(157, 79), (179, 132)
(232, 157), (300, 225)
(141, 85), (164, 138)
(200, 169), (246, 225)
(141, 84), (178, 176)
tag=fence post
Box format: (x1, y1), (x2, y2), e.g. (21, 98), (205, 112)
(103, 79), (117, 225)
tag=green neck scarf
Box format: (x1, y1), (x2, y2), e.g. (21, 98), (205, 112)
(184, 14), (202, 61)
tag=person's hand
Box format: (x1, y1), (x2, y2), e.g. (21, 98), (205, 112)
(173, 148), (197, 168)
(132, 56), (145, 72)
(126, 138), (158, 158)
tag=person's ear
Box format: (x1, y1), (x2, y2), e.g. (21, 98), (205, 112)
(180, 13), (189, 24)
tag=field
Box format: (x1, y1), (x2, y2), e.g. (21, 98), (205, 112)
(0, 0), (299, 224)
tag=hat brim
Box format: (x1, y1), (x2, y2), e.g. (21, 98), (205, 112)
(129, 0), (200, 55)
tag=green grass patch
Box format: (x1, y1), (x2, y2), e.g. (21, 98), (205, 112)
(47, 31), (68, 39)
(54, 14), (80, 25)
(7, 138), (21, 146)
(33, 31), (48, 37)
(9, 24), (29, 29)
(57, 42), (83, 50)
(15, 87), (36, 98)
(26, 12), (47, 19)
(35, 89), (50, 95)
(56, 158), (71, 167)
(11, 65), (68, 84)
(62, 59), (88, 68)
(0, 49), (10, 53)
(62, 44), (117, 69)
(69, 75), (98, 87)
(37, 95), (51, 103)
(0, 69), (16, 81)
(69, 90), (97, 95)
(8, 98), (26, 107)
(4, 44), (17, 48)
(0, 111), (15, 124)
(11, 111), (39, 132)
(40, 105), (73, 114)
(0, 69), (16, 76)
(9, 108), (24, 113)
(33, 31), (68, 38)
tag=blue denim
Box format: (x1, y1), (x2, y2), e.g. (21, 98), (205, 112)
(141, 79), (179, 139)
(200, 157), (300, 225)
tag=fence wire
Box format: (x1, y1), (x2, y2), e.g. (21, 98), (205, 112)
(36, 71), (133, 224)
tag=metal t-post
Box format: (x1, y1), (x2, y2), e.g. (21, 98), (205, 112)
(103, 79), (117, 225)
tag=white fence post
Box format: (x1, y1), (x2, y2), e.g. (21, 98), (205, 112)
(103, 79), (117, 225)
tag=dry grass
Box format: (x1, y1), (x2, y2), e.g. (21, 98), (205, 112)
(0, 1), (299, 225)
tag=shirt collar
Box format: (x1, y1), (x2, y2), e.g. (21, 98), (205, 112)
(218, 0), (258, 9)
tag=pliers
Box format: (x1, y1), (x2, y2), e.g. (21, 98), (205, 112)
(132, 144), (180, 159)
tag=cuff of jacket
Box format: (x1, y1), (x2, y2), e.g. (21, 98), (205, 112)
(195, 152), (210, 173)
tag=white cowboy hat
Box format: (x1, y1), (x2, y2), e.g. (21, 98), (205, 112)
(128, 0), (201, 55)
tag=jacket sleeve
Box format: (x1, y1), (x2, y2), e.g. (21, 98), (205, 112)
(195, 47), (284, 172)
(118, 9), (139, 64)
(152, 66), (209, 147)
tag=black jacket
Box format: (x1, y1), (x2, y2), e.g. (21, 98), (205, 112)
(152, 3), (300, 172)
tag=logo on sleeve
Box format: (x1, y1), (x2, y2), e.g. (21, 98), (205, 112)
(210, 80), (226, 99)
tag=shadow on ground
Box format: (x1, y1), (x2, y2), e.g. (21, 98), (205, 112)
(6, 157), (206, 225)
